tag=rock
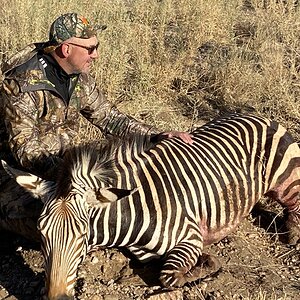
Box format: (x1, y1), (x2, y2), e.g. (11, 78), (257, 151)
(91, 255), (99, 264)
(146, 289), (183, 300)
(103, 295), (119, 300)
(90, 295), (102, 300)
(4, 295), (18, 300)
(0, 289), (8, 299)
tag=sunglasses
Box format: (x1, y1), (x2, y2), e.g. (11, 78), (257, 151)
(67, 42), (99, 54)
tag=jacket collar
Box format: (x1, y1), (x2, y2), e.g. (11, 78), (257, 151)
(3, 43), (79, 96)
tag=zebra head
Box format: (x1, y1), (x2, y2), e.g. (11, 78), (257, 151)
(1, 160), (90, 299)
(1, 154), (125, 299)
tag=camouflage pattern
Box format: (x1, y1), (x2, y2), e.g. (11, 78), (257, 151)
(1, 43), (158, 177)
(49, 13), (107, 46)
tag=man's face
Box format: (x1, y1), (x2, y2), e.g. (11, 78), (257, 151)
(65, 36), (99, 74)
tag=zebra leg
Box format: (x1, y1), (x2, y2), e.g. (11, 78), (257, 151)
(267, 163), (300, 245)
(283, 170), (300, 245)
(159, 240), (221, 287)
(282, 171), (300, 245)
(286, 210), (300, 245)
(269, 192), (300, 245)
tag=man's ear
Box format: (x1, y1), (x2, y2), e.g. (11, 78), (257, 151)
(59, 43), (70, 57)
(1, 160), (55, 203)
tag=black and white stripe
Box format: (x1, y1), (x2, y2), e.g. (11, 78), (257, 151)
(31, 113), (300, 297)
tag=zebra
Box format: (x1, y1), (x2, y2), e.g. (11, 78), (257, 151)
(3, 113), (300, 300)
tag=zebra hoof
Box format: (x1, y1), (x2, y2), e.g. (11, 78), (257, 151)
(159, 267), (188, 287)
(159, 253), (221, 287)
(184, 253), (221, 283)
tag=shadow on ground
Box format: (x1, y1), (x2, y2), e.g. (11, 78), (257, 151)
(0, 231), (44, 300)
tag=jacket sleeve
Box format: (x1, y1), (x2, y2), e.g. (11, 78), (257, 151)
(2, 78), (63, 173)
(80, 74), (160, 138)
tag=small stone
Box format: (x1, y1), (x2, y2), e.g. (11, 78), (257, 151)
(107, 279), (114, 286)
(4, 296), (18, 300)
(147, 289), (183, 300)
(103, 295), (119, 300)
(78, 269), (87, 276)
(0, 289), (8, 299)
(91, 256), (99, 264)
(91, 295), (102, 300)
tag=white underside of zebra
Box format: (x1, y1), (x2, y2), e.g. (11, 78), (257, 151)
(3, 113), (300, 300)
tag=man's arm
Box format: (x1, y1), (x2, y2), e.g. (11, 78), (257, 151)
(2, 79), (63, 172)
(80, 74), (192, 142)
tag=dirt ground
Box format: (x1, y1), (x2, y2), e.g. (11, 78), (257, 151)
(0, 201), (299, 300)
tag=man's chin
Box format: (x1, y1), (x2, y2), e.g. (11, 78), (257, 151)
(82, 66), (91, 74)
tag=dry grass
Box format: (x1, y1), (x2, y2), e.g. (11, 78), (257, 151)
(1, 0), (300, 138)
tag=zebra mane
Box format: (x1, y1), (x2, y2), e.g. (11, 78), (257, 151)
(55, 133), (156, 197)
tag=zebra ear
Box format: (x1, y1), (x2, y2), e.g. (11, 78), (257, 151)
(1, 160), (52, 202)
(83, 187), (133, 207)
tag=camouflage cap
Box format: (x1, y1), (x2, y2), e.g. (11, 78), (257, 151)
(49, 12), (107, 46)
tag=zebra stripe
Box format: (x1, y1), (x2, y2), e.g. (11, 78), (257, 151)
(8, 113), (300, 298)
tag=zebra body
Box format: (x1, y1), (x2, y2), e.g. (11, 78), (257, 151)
(4, 113), (300, 299)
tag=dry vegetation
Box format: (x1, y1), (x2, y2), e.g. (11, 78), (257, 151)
(1, 0), (300, 300)
(1, 0), (300, 137)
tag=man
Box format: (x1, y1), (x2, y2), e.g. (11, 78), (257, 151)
(1, 12), (192, 178)
(0, 12), (192, 241)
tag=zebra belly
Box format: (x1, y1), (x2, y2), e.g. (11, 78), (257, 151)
(198, 190), (261, 246)
(201, 218), (248, 246)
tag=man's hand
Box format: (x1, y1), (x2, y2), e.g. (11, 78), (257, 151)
(162, 131), (193, 144)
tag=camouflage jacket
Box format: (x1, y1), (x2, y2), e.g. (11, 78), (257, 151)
(1, 43), (157, 173)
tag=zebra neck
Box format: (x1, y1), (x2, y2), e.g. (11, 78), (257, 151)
(88, 192), (149, 248)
